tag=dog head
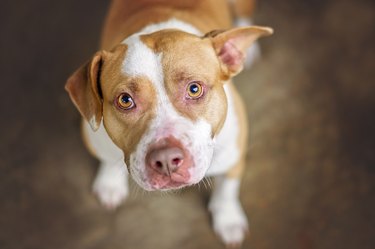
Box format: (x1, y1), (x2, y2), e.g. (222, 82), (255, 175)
(65, 26), (272, 190)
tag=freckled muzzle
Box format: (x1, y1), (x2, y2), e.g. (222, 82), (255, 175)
(145, 136), (194, 190)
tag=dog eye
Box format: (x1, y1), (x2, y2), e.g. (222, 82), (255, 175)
(187, 81), (203, 99)
(116, 93), (135, 110)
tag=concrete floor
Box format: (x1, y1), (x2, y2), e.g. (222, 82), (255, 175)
(1, 1), (374, 248)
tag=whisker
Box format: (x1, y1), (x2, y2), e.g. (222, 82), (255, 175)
(202, 178), (208, 190)
(133, 184), (142, 199)
(205, 177), (213, 190)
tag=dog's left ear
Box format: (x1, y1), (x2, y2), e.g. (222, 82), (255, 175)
(65, 51), (107, 131)
(205, 26), (273, 77)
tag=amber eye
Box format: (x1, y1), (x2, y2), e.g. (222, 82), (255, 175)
(117, 93), (135, 110)
(187, 81), (203, 99)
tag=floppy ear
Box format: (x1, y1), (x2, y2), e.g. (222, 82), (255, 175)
(205, 26), (273, 77)
(65, 52), (105, 131)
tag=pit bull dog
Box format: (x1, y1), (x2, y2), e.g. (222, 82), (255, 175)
(65, 0), (272, 247)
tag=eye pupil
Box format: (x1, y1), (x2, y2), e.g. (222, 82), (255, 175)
(117, 93), (135, 110)
(121, 95), (131, 103)
(190, 84), (198, 93)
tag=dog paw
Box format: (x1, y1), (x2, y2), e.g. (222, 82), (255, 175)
(92, 163), (128, 210)
(210, 201), (249, 248)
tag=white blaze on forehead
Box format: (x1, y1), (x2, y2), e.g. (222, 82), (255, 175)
(121, 18), (202, 102)
(122, 35), (163, 87)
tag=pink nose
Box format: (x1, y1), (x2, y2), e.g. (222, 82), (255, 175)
(146, 147), (184, 176)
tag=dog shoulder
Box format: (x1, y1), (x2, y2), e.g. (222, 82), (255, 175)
(82, 120), (124, 163)
(206, 82), (245, 176)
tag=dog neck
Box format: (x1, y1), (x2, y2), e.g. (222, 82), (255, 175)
(100, 0), (232, 50)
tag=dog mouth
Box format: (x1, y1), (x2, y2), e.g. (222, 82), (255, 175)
(149, 179), (192, 190)
(145, 167), (204, 191)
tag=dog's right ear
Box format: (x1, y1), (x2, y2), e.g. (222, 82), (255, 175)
(65, 51), (106, 131)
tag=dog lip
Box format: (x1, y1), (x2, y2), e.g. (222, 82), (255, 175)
(152, 180), (191, 190)
(170, 171), (187, 182)
(148, 174), (191, 190)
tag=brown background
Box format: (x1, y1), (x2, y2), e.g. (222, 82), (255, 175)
(1, 0), (374, 248)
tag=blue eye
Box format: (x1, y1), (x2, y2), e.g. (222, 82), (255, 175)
(117, 93), (135, 110)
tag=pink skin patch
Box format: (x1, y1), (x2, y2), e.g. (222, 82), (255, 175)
(218, 41), (244, 72)
(145, 136), (193, 190)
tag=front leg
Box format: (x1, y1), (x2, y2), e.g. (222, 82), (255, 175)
(82, 121), (129, 210)
(209, 163), (248, 248)
(92, 158), (129, 210)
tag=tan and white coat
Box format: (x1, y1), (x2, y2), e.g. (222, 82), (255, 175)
(65, 0), (272, 247)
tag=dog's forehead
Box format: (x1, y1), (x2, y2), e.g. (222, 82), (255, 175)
(121, 34), (163, 86)
(121, 30), (219, 86)
(143, 30), (219, 73)
(139, 29), (203, 51)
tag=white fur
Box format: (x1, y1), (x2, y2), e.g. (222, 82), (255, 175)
(87, 18), (241, 192)
(92, 159), (128, 209)
(209, 177), (249, 246)
(89, 116), (98, 131)
(121, 19), (201, 81)
(83, 121), (123, 162)
(85, 19), (208, 204)
(83, 121), (129, 208)
(129, 110), (214, 190)
(122, 35), (163, 84)
(84, 18), (246, 246)
(206, 84), (240, 176)
(122, 21), (214, 190)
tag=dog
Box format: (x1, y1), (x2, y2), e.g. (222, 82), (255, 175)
(65, 0), (272, 247)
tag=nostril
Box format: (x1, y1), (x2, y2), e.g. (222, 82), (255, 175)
(172, 158), (182, 166)
(155, 161), (163, 168)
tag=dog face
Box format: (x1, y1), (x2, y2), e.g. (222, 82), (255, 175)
(66, 26), (272, 190)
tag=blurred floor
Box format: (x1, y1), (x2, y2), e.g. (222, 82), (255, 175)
(0, 1), (374, 249)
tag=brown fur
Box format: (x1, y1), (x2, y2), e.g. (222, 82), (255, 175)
(226, 83), (248, 178)
(78, 45), (157, 160)
(66, 0), (272, 180)
(65, 52), (104, 130)
(99, 45), (158, 160)
(140, 30), (228, 136)
(101, 0), (232, 50)
(231, 0), (256, 18)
